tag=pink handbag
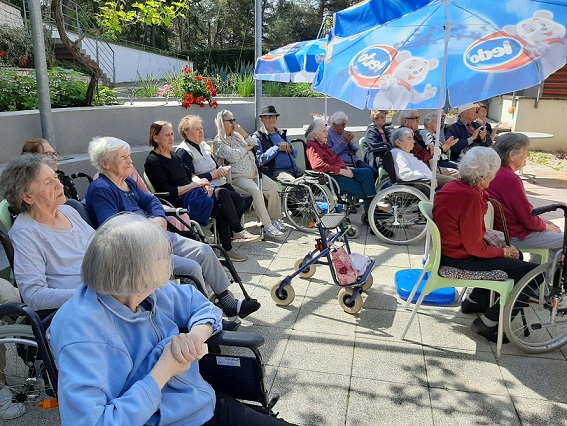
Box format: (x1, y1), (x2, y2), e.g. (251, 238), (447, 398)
(331, 246), (358, 285)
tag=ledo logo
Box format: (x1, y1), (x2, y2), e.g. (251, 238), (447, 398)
(464, 33), (531, 72)
(349, 45), (397, 88)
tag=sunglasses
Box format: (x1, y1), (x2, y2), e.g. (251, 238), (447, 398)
(224, 119), (237, 124)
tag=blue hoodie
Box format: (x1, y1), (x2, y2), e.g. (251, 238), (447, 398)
(50, 282), (223, 426)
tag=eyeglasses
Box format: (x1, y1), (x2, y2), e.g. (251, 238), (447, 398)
(263, 115), (278, 120)
(224, 119), (237, 124)
(43, 151), (60, 159)
(407, 116), (420, 121)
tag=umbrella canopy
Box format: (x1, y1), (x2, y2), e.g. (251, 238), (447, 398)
(314, 0), (567, 110)
(254, 38), (327, 83)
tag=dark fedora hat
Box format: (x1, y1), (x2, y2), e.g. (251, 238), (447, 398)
(259, 105), (280, 117)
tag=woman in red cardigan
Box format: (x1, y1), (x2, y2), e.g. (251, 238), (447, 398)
(433, 147), (539, 343)
(488, 132), (563, 252)
(304, 119), (376, 216)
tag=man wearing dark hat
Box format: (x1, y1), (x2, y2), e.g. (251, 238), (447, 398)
(445, 103), (491, 161)
(252, 105), (305, 181)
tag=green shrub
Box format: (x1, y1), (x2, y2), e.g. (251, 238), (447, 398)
(0, 26), (53, 69)
(0, 70), (38, 111)
(262, 81), (295, 97)
(232, 73), (254, 97)
(178, 48), (255, 72)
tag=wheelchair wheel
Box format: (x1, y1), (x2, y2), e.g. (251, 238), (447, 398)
(503, 263), (567, 353)
(361, 274), (373, 292)
(375, 177), (391, 192)
(294, 258), (316, 279)
(0, 324), (55, 410)
(368, 186), (428, 245)
(338, 288), (363, 314)
(271, 283), (295, 306)
(282, 181), (335, 232)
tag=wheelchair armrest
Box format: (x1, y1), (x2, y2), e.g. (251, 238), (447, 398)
(153, 192), (171, 198)
(164, 207), (189, 216)
(207, 330), (265, 349)
(0, 302), (28, 318)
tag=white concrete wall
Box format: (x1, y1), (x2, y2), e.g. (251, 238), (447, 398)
(0, 0), (23, 28)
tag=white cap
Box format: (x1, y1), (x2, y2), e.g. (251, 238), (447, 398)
(456, 103), (476, 115)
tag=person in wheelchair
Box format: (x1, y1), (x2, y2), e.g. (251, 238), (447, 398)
(144, 121), (260, 262)
(86, 137), (261, 319)
(21, 138), (79, 201)
(252, 105), (304, 181)
(363, 109), (391, 171)
(305, 118), (377, 216)
(213, 109), (285, 240)
(327, 111), (378, 182)
(49, 214), (294, 425)
(391, 127), (453, 189)
(433, 147), (538, 343)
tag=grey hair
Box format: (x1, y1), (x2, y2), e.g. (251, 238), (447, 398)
(178, 115), (203, 140)
(493, 132), (530, 166)
(82, 213), (173, 296)
(330, 111), (348, 125)
(423, 112), (438, 128)
(458, 147), (501, 186)
(89, 137), (130, 173)
(0, 154), (52, 214)
(305, 118), (326, 140)
(398, 110), (417, 122)
(390, 127), (414, 146)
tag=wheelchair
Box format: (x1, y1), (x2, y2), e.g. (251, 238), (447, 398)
(279, 139), (360, 238)
(0, 303), (280, 419)
(367, 149), (430, 245)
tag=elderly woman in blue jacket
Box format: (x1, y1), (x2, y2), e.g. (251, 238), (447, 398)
(50, 214), (294, 426)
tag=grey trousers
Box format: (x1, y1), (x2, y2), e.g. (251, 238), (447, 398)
(168, 232), (231, 295)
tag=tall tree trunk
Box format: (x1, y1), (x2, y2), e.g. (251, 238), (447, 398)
(51, 0), (102, 105)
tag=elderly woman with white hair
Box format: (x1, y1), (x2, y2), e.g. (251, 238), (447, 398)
(488, 132), (563, 251)
(327, 111), (378, 182)
(305, 118), (376, 215)
(420, 111), (459, 171)
(213, 109), (285, 240)
(85, 136), (261, 320)
(49, 214), (295, 426)
(433, 147), (539, 342)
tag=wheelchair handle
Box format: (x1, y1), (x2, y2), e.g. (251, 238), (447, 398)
(207, 330), (265, 349)
(532, 203), (567, 216)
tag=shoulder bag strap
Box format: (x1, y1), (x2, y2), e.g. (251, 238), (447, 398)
(488, 198), (510, 245)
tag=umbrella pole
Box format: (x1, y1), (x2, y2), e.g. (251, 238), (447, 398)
(425, 0), (452, 259)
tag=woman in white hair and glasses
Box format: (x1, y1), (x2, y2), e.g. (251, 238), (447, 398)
(49, 214), (295, 426)
(213, 109), (285, 240)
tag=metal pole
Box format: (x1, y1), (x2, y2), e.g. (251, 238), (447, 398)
(254, 0), (262, 128)
(28, 0), (55, 144)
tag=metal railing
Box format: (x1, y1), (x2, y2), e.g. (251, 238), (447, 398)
(24, 0), (116, 84)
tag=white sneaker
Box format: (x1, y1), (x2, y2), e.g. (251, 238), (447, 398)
(232, 230), (261, 243)
(265, 225), (284, 239)
(0, 386), (26, 420)
(226, 249), (248, 262)
(273, 220), (286, 232)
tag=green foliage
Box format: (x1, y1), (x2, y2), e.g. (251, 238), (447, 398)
(134, 72), (162, 97)
(0, 26), (53, 69)
(178, 48), (256, 74)
(262, 81), (295, 97)
(0, 67), (118, 112)
(232, 73), (254, 97)
(290, 82), (323, 97)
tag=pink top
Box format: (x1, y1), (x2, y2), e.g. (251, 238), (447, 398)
(486, 165), (546, 240)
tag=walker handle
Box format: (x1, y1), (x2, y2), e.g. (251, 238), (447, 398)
(532, 203), (567, 216)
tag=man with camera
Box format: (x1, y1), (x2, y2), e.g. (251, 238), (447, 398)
(445, 103), (492, 162)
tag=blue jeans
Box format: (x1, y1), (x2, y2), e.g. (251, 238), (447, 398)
(334, 168), (377, 213)
(353, 159), (379, 182)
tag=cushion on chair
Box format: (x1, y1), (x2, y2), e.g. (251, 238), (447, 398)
(438, 266), (508, 281)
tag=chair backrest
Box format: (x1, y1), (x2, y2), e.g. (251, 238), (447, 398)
(381, 150), (398, 184)
(485, 200), (495, 229)
(0, 199), (14, 232)
(143, 172), (157, 193)
(418, 201), (442, 274)
(0, 229), (15, 278)
(65, 199), (95, 228)
(290, 138), (309, 171)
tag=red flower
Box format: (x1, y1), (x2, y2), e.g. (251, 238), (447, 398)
(195, 75), (202, 81)
(182, 100), (191, 108)
(0, 51), (5, 57)
(19, 56), (27, 66)
(182, 66), (193, 74)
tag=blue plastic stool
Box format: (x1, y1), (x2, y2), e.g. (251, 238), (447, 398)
(395, 269), (457, 305)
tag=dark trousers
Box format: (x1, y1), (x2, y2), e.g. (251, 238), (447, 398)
(203, 391), (296, 426)
(211, 184), (250, 251)
(441, 255), (539, 322)
(352, 159), (379, 182)
(334, 168), (377, 213)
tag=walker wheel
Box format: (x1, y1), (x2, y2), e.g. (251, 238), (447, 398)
(294, 258), (316, 279)
(346, 225), (360, 239)
(361, 274), (373, 292)
(338, 288), (363, 314)
(271, 283), (295, 306)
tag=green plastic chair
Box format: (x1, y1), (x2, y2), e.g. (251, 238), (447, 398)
(143, 172), (157, 194)
(401, 201), (515, 359)
(0, 199), (13, 232)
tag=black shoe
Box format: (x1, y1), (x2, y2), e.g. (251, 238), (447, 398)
(461, 298), (489, 314)
(223, 298), (261, 319)
(471, 317), (509, 344)
(361, 212), (369, 225)
(222, 319), (240, 331)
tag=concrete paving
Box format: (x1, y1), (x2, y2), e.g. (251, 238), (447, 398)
(7, 162), (567, 425)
